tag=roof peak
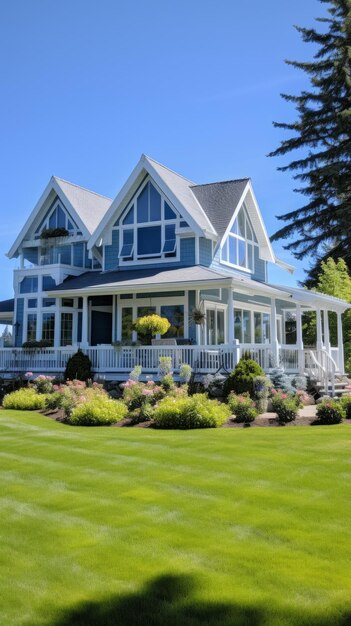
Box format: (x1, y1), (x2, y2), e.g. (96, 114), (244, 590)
(53, 176), (112, 201)
(142, 154), (196, 185)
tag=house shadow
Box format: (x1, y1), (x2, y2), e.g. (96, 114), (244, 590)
(34, 573), (351, 626)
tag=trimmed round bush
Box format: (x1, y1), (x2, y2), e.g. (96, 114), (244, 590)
(224, 357), (265, 398)
(154, 394), (230, 429)
(3, 388), (47, 410)
(227, 393), (258, 423)
(64, 350), (92, 382)
(315, 400), (344, 425)
(67, 396), (127, 426)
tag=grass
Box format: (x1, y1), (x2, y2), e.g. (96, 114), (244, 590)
(0, 411), (351, 626)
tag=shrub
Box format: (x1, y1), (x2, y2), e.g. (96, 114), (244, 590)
(64, 350), (92, 382)
(223, 357), (265, 397)
(22, 340), (52, 349)
(340, 395), (351, 419)
(67, 396), (127, 426)
(268, 368), (296, 395)
(291, 375), (308, 392)
(179, 363), (192, 383)
(32, 375), (54, 394)
(122, 379), (166, 423)
(158, 356), (173, 379)
(130, 365), (142, 381)
(154, 394), (230, 429)
(160, 373), (176, 392)
(227, 392), (258, 423)
(45, 392), (64, 411)
(315, 400), (344, 425)
(3, 388), (47, 410)
(271, 392), (299, 424)
(253, 375), (271, 413)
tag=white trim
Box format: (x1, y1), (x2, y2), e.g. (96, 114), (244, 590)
(7, 178), (92, 259)
(118, 293), (187, 343)
(88, 155), (208, 251)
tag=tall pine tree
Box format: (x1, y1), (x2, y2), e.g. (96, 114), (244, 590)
(269, 0), (351, 286)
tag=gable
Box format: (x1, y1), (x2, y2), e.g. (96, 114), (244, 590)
(7, 176), (111, 259)
(33, 197), (80, 238)
(88, 154), (216, 251)
(106, 176), (193, 267)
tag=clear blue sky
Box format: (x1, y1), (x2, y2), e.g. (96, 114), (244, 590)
(0, 0), (326, 305)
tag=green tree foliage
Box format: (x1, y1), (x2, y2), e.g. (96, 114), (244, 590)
(298, 258), (351, 370)
(269, 1), (351, 284)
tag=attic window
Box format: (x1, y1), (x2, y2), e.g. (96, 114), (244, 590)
(221, 205), (258, 272)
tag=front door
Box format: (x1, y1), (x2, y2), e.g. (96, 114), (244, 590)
(91, 311), (112, 345)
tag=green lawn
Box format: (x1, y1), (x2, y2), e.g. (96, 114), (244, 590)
(1, 411), (351, 626)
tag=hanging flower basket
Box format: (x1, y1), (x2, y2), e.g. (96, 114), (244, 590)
(190, 305), (206, 326)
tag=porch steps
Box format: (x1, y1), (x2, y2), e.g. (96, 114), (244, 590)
(315, 375), (351, 398)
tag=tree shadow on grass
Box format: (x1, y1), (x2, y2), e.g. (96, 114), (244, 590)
(37, 573), (351, 626)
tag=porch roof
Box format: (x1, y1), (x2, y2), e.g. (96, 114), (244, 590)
(272, 283), (351, 313)
(48, 265), (234, 296)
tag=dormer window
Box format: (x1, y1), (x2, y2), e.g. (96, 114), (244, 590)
(118, 180), (180, 264)
(220, 204), (258, 272)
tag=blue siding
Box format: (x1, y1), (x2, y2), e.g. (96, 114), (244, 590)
(179, 237), (195, 266)
(199, 238), (212, 266)
(15, 298), (24, 346)
(188, 290), (197, 343)
(104, 230), (119, 271)
(252, 247), (267, 282)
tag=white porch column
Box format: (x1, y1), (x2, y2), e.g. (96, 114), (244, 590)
(227, 290), (234, 343)
(323, 309), (331, 355)
(270, 298), (279, 367)
(296, 303), (304, 373)
(337, 311), (345, 373)
(54, 311), (61, 347)
(81, 296), (89, 347)
(36, 311), (42, 342)
(316, 307), (323, 351)
(195, 289), (201, 345)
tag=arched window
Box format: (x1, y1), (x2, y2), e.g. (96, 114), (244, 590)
(220, 204), (258, 271)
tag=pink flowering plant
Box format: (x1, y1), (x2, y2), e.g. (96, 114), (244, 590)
(227, 392), (258, 423)
(45, 379), (106, 416)
(122, 379), (167, 423)
(32, 375), (55, 395)
(271, 391), (300, 424)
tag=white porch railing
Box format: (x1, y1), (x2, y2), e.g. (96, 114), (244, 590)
(304, 348), (337, 396)
(0, 345), (241, 375)
(0, 344), (340, 384)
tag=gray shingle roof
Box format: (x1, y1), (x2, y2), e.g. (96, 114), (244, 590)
(50, 265), (231, 293)
(0, 298), (14, 313)
(191, 179), (249, 239)
(54, 177), (112, 235)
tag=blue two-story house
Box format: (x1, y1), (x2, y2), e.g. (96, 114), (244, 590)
(0, 155), (349, 388)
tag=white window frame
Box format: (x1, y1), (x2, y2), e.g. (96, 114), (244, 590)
(220, 204), (258, 273)
(116, 178), (181, 266)
(117, 294), (187, 341)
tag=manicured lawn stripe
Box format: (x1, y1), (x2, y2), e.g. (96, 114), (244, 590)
(0, 410), (350, 626)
